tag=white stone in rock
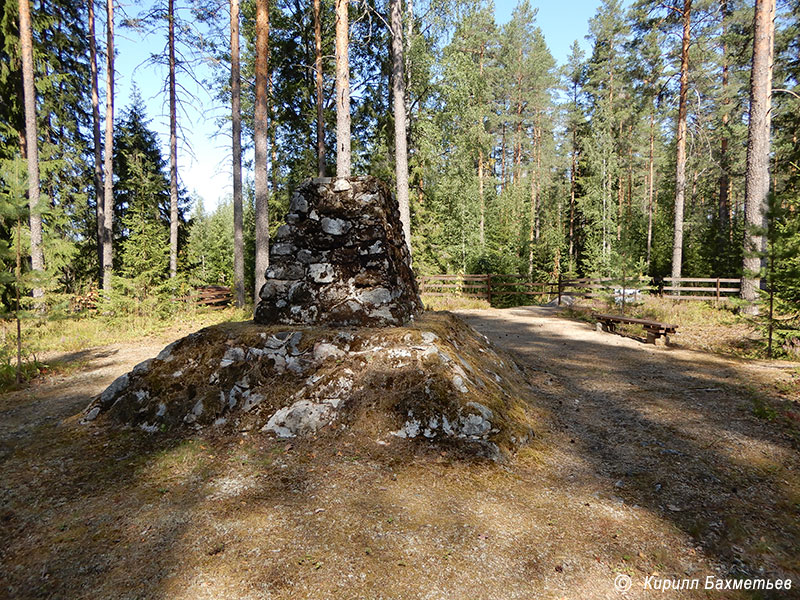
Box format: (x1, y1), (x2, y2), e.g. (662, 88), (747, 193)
(140, 423), (158, 433)
(99, 373), (129, 407)
(156, 341), (180, 362)
(241, 393), (264, 412)
(321, 217), (351, 235)
(421, 332), (439, 344)
(357, 192), (377, 203)
(220, 347), (245, 368)
(441, 415), (454, 435)
(313, 342), (345, 362)
(391, 419), (421, 439)
(83, 406), (101, 422)
(271, 243), (295, 255)
(289, 194), (309, 213)
(360, 287), (392, 305)
(452, 375), (468, 393)
(156, 403), (167, 417)
(333, 178), (352, 192)
(309, 263), (335, 283)
(459, 412), (491, 437)
(132, 359), (153, 376)
(466, 401), (493, 420)
(261, 399), (338, 438)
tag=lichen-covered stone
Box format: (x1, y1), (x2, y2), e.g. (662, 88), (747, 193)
(81, 314), (537, 462)
(254, 177), (422, 327)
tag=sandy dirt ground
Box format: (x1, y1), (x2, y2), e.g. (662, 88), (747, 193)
(1, 308), (798, 599)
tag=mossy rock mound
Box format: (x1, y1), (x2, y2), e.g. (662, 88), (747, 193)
(82, 313), (537, 460)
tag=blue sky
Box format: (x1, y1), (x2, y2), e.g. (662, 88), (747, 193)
(114, 0), (609, 212)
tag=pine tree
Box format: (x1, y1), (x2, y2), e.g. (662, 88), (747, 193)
(741, 0), (776, 308)
(253, 0), (270, 300)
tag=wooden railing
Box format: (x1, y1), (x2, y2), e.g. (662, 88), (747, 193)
(418, 274), (741, 306)
(660, 277), (740, 302)
(189, 285), (232, 309)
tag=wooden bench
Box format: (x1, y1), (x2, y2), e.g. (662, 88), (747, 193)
(593, 313), (677, 346)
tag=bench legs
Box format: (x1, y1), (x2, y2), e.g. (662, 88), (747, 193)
(646, 331), (669, 346)
(596, 321), (615, 333)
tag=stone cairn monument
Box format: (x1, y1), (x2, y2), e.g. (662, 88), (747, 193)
(255, 176), (423, 327)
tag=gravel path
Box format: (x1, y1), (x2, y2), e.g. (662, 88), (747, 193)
(457, 306), (799, 584)
(0, 309), (797, 599)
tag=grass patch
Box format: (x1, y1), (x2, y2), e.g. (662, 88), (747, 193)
(563, 297), (768, 358)
(0, 305), (253, 392)
(421, 294), (490, 311)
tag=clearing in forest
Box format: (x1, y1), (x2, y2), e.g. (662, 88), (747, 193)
(1, 307), (798, 599)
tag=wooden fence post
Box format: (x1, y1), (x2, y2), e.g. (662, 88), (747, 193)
(715, 277), (720, 307)
(486, 274), (492, 306)
(557, 273), (562, 306)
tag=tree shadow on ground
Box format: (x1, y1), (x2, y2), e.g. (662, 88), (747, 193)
(459, 308), (800, 582)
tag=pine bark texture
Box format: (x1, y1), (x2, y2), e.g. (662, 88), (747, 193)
(88, 0), (104, 279)
(18, 0), (44, 297)
(335, 0), (351, 178)
(314, 0), (325, 177)
(231, 0), (244, 307)
(168, 0), (179, 279)
(390, 0), (411, 255)
(102, 0), (114, 292)
(741, 0), (776, 304)
(718, 0), (730, 242)
(670, 0), (692, 282)
(254, 0), (270, 301)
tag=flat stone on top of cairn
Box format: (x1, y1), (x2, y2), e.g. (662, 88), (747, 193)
(254, 176), (423, 327)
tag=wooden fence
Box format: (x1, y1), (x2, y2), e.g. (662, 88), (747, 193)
(418, 274), (741, 306)
(187, 285), (233, 309)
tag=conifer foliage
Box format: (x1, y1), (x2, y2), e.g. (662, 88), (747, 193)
(0, 0), (798, 336)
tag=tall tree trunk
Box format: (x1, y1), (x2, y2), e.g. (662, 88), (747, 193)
(671, 0), (692, 282)
(314, 0), (325, 177)
(390, 0), (411, 255)
(254, 0), (270, 301)
(18, 0), (44, 297)
(741, 0), (776, 307)
(102, 0), (114, 292)
(168, 0), (178, 278)
(534, 126), (541, 242)
(718, 0), (731, 243)
(478, 46), (485, 247)
(478, 150), (485, 246)
(231, 0), (244, 307)
(334, 0), (351, 177)
(569, 143), (576, 271)
(88, 0), (103, 280)
(500, 122), (506, 193)
(616, 120), (624, 242)
(647, 108), (655, 268)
